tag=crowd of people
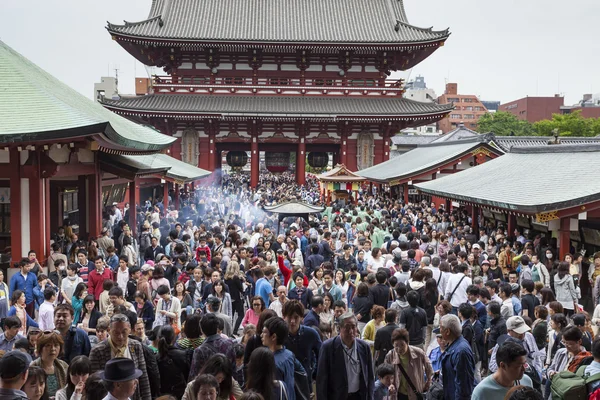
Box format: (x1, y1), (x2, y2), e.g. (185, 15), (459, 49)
(0, 170), (599, 400)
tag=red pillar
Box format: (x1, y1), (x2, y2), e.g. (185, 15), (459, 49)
(251, 136), (259, 188)
(29, 176), (44, 258)
(9, 149), (22, 261)
(128, 179), (139, 236)
(44, 178), (51, 258)
(208, 134), (216, 172)
(403, 184), (409, 205)
(163, 182), (169, 214)
(382, 133), (390, 162)
(78, 175), (87, 238)
(215, 149), (222, 170)
(471, 206), (479, 232)
(559, 217), (571, 261)
(296, 138), (306, 185)
(340, 131), (348, 166)
(508, 214), (516, 240)
(88, 173), (101, 239)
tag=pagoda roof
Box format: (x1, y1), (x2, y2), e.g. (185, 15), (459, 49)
(101, 153), (211, 183)
(107, 0), (449, 46)
(415, 144), (600, 214)
(357, 135), (503, 184)
(0, 41), (175, 153)
(101, 94), (453, 121)
(263, 201), (325, 215)
(318, 164), (365, 182)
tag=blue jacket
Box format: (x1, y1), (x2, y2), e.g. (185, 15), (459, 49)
(285, 325), (322, 384)
(59, 327), (91, 364)
(274, 348), (304, 400)
(441, 336), (475, 400)
(317, 336), (374, 400)
(10, 271), (37, 304)
(303, 310), (320, 329)
(7, 306), (38, 329)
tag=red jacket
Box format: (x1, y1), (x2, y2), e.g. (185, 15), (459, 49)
(195, 245), (212, 262)
(88, 268), (113, 300)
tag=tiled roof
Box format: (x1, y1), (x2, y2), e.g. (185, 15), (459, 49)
(101, 94), (454, 118)
(358, 136), (501, 183)
(264, 201), (325, 214)
(0, 41), (174, 151)
(431, 123), (480, 142)
(494, 136), (600, 151)
(390, 135), (438, 146)
(121, 154), (211, 182)
(318, 164), (365, 182)
(416, 144), (600, 213)
(107, 0), (449, 44)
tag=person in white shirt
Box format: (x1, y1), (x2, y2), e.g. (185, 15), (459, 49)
(116, 257), (130, 294)
(444, 264), (472, 314)
(61, 264), (83, 305)
(499, 284), (514, 320)
(269, 286), (288, 318)
(38, 288), (56, 331)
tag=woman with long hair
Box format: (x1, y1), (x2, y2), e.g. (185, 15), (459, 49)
(224, 260), (245, 335)
(8, 289), (38, 335)
(208, 279), (233, 320)
(55, 355), (91, 400)
(334, 269), (349, 306)
(134, 290), (155, 330)
(157, 325), (190, 399)
(540, 287), (557, 307)
(30, 331), (69, 398)
(150, 266), (171, 302)
(121, 235), (138, 267)
(245, 347), (287, 400)
(421, 277), (439, 348)
(319, 292), (335, 328)
(22, 366), (49, 400)
(71, 283), (88, 326)
(172, 281), (193, 321)
(308, 266), (324, 296)
(78, 294), (102, 335)
(553, 261), (578, 317)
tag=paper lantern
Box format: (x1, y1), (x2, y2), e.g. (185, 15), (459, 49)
(265, 152), (290, 173)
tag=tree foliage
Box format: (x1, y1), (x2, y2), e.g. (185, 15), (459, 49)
(476, 110), (600, 137)
(476, 112), (535, 136)
(533, 110), (600, 137)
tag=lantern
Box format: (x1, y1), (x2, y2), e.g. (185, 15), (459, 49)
(226, 151), (248, 170)
(307, 152), (329, 171)
(265, 152), (290, 173)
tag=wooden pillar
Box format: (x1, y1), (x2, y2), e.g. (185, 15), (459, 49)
(29, 176), (44, 258)
(163, 182), (169, 213)
(251, 136), (259, 188)
(44, 178), (51, 258)
(174, 184), (180, 210)
(558, 217), (571, 261)
(296, 137), (306, 185)
(128, 179), (139, 236)
(88, 173), (101, 239)
(508, 214), (516, 240)
(382, 132), (390, 162)
(9, 149), (22, 261)
(208, 133), (216, 172)
(78, 175), (87, 238)
(403, 184), (409, 205)
(471, 206), (479, 232)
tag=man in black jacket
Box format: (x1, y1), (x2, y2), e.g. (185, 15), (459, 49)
(486, 302), (507, 356)
(374, 309), (398, 367)
(369, 270), (391, 309)
(143, 236), (164, 262)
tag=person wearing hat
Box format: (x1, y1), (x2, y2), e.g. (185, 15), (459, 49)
(101, 358), (142, 400)
(89, 314), (151, 400)
(0, 350), (32, 399)
(488, 316), (543, 377)
(97, 228), (115, 257)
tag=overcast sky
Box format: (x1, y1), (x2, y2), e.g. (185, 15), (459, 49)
(1, 0), (598, 105)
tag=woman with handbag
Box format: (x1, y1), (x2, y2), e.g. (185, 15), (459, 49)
(154, 284), (182, 334)
(384, 328), (434, 400)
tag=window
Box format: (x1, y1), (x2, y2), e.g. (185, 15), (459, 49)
(450, 114), (462, 119)
(0, 204), (9, 234)
(463, 98), (473, 103)
(474, 106), (482, 111)
(464, 114), (475, 119)
(465, 106), (473, 111)
(447, 98), (459, 103)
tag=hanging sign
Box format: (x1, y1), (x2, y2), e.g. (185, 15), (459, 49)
(0, 188), (9, 204)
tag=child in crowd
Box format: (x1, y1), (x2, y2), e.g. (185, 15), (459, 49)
(373, 363), (395, 400)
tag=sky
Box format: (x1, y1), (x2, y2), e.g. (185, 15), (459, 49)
(1, 0), (599, 105)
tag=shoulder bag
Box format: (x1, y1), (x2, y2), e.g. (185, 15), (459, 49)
(446, 275), (466, 303)
(397, 361), (424, 400)
(279, 380), (289, 400)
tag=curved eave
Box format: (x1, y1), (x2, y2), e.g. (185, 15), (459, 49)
(101, 104), (453, 122)
(362, 142), (502, 184)
(416, 187), (600, 215)
(0, 122), (173, 153)
(107, 28), (449, 48)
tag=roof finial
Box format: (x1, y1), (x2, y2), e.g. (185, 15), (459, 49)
(395, 21), (401, 32)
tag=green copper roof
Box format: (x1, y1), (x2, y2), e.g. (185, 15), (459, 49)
(115, 153), (212, 183)
(0, 41), (175, 152)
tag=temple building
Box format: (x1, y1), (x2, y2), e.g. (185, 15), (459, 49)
(102, 0), (453, 186)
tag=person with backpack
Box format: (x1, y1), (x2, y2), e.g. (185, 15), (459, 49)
(398, 291), (428, 351)
(548, 326), (592, 400)
(444, 264), (472, 315)
(472, 341), (533, 400)
(583, 338), (600, 395)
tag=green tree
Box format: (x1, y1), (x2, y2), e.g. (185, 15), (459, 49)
(476, 111), (535, 136)
(533, 110), (599, 137)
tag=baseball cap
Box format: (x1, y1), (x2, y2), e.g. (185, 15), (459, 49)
(506, 316), (531, 334)
(472, 244), (481, 249)
(0, 350), (32, 379)
(481, 259), (490, 265)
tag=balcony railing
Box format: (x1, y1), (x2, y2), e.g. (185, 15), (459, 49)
(151, 76), (404, 96)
